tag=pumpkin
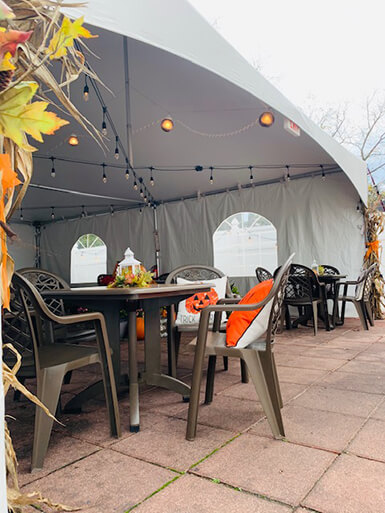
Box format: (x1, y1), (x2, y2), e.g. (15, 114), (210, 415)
(136, 316), (145, 340)
(185, 288), (219, 314)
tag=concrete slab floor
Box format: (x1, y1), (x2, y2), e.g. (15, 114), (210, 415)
(4, 318), (385, 512)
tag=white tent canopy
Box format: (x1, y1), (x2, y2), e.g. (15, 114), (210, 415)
(9, 0), (367, 295)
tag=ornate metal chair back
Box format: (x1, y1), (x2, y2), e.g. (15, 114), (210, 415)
(255, 267), (273, 283)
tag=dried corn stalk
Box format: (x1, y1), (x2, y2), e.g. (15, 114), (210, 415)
(363, 206), (385, 318)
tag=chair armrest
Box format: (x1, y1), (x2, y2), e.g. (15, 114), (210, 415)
(339, 280), (359, 286)
(217, 297), (241, 305)
(49, 311), (104, 326)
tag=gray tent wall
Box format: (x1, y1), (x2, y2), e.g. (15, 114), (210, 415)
(9, 223), (36, 269)
(39, 173), (364, 298)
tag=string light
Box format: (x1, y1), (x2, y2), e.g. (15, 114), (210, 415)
(68, 134), (79, 146)
(114, 136), (120, 159)
(81, 205), (86, 218)
(144, 194), (148, 203)
(102, 107), (107, 135)
(139, 187), (144, 197)
(139, 207), (143, 214)
(259, 111), (275, 127)
(50, 156), (56, 178)
(102, 163), (107, 183)
(20, 208), (23, 221)
(150, 166), (154, 186)
(83, 76), (89, 102)
(160, 117), (174, 132)
(110, 205), (114, 216)
(51, 207), (55, 220)
(249, 165), (254, 183)
(209, 166), (214, 184)
(285, 165), (291, 182)
(320, 165), (326, 181)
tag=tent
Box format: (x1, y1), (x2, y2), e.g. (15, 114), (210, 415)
(9, 0), (367, 295)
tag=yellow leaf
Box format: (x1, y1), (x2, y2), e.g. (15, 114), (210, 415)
(0, 81), (69, 150)
(0, 51), (15, 71)
(47, 16), (97, 60)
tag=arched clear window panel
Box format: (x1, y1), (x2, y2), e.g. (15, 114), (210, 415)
(213, 212), (277, 277)
(71, 234), (107, 284)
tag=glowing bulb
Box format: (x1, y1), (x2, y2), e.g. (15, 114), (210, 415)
(68, 134), (79, 146)
(103, 173), (107, 183)
(20, 208), (23, 221)
(140, 188), (144, 197)
(210, 176), (213, 184)
(102, 121), (107, 136)
(259, 111), (275, 127)
(150, 176), (154, 186)
(160, 117), (174, 132)
(83, 84), (89, 102)
(51, 208), (55, 220)
(125, 168), (129, 180)
(133, 181), (138, 190)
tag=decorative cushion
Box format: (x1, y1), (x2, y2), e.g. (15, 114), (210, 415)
(175, 276), (227, 326)
(226, 279), (273, 348)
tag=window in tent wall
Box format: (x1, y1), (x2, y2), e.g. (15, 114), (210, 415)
(213, 212), (278, 276)
(70, 234), (107, 284)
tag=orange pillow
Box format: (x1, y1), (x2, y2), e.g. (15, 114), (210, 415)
(226, 279), (274, 347)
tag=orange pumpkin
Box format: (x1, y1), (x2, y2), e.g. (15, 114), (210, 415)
(185, 288), (219, 314)
(136, 316), (145, 340)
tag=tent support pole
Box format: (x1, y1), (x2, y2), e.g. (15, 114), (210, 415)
(33, 222), (41, 268)
(153, 207), (161, 273)
(123, 36), (134, 168)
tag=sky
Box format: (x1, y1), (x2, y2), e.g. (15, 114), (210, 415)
(189, 0), (385, 108)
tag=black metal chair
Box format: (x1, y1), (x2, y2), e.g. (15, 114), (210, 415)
(339, 264), (376, 330)
(255, 267), (273, 283)
(277, 264), (329, 335)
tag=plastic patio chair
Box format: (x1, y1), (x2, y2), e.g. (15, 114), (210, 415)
(185, 254), (295, 441)
(11, 272), (121, 471)
(339, 264), (376, 330)
(255, 267), (273, 283)
(165, 264), (247, 382)
(18, 267), (95, 344)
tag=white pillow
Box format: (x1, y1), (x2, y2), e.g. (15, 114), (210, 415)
(175, 276), (227, 326)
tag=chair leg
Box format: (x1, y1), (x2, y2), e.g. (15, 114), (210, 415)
(205, 356), (216, 404)
(365, 301), (374, 327)
(223, 356), (228, 371)
(167, 327), (177, 378)
(285, 305), (291, 330)
(312, 301), (318, 336)
(340, 299), (346, 325)
(242, 352), (285, 438)
(354, 301), (369, 330)
(32, 367), (64, 471)
(240, 359), (249, 383)
(271, 353), (283, 409)
(95, 321), (121, 438)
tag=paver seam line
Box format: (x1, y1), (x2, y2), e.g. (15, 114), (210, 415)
(108, 444), (185, 474)
(124, 474), (182, 512)
(20, 446), (102, 489)
(298, 389), (385, 508)
(186, 471), (297, 511)
(343, 449), (385, 465)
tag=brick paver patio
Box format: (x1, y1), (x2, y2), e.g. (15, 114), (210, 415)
(6, 318), (385, 512)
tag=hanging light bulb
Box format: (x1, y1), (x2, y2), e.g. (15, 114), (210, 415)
(51, 207), (55, 220)
(139, 187), (144, 197)
(102, 163), (107, 183)
(160, 117), (174, 132)
(144, 194), (148, 203)
(139, 207), (143, 214)
(149, 166), (154, 186)
(320, 165), (326, 181)
(133, 180), (138, 190)
(209, 166), (214, 184)
(285, 165), (291, 182)
(249, 165), (254, 183)
(20, 208), (23, 221)
(125, 167), (130, 180)
(81, 205), (86, 218)
(114, 135), (119, 159)
(68, 134), (79, 146)
(259, 111), (275, 127)
(110, 205), (114, 216)
(50, 156), (56, 178)
(102, 107), (107, 135)
(83, 76), (89, 102)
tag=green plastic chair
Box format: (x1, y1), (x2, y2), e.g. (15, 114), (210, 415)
(11, 272), (121, 471)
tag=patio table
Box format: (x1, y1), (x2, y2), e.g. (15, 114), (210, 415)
(42, 283), (210, 431)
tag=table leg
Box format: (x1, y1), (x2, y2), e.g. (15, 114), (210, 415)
(142, 304), (190, 398)
(128, 311), (140, 432)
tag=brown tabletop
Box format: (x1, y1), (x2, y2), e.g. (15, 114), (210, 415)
(43, 283), (211, 431)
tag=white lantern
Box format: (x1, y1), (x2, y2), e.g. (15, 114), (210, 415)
(117, 247), (141, 276)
